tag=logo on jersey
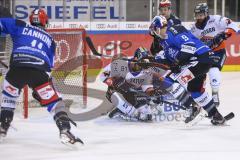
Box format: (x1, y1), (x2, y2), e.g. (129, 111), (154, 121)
(6, 86), (18, 96)
(37, 85), (55, 100)
(201, 27), (215, 36)
(180, 74), (193, 83)
(167, 48), (179, 59)
(3, 80), (19, 97)
(130, 78), (144, 84)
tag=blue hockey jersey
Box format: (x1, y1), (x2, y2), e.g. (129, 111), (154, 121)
(158, 25), (211, 64)
(0, 18), (55, 72)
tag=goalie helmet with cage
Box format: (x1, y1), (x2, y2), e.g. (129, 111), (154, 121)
(132, 47), (151, 71)
(133, 47), (149, 61)
(194, 3), (209, 19)
(29, 8), (48, 28)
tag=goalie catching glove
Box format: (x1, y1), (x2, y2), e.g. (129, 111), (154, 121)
(104, 77), (130, 94)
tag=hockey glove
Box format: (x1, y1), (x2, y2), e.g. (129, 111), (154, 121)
(150, 37), (163, 56)
(104, 77), (114, 86)
(170, 64), (181, 73)
(210, 32), (231, 49)
(111, 77), (130, 94)
(106, 87), (114, 102)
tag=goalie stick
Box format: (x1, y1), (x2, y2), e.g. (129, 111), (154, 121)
(85, 36), (170, 70)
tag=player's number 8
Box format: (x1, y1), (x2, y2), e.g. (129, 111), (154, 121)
(181, 35), (189, 41)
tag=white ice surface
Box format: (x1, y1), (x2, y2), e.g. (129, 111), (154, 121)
(1, 72), (240, 160)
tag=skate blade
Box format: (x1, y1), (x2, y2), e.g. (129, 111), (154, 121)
(61, 141), (84, 149)
(186, 108), (208, 127)
(60, 134), (71, 144)
(60, 134), (84, 149)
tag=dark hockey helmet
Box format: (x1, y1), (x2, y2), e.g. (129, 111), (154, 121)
(29, 9), (48, 28)
(194, 3), (209, 16)
(133, 47), (149, 61)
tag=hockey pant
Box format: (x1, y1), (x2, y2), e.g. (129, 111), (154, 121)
(1, 67), (62, 112)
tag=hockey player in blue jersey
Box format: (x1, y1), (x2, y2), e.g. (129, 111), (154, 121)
(149, 15), (228, 125)
(0, 9), (83, 144)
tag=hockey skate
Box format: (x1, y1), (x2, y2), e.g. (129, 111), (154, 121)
(108, 107), (124, 119)
(0, 125), (7, 142)
(0, 125), (8, 137)
(210, 110), (225, 125)
(186, 107), (208, 127)
(132, 105), (153, 122)
(0, 122), (11, 142)
(0, 109), (14, 141)
(134, 111), (153, 122)
(60, 129), (84, 145)
(108, 107), (152, 122)
(108, 108), (135, 121)
(54, 111), (84, 145)
(184, 106), (201, 123)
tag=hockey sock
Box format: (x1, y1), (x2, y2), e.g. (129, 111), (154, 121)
(54, 111), (71, 132)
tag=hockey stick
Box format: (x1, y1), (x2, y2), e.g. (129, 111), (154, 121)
(85, 36), (170, 70)
(224, 112), (235, 121)
(129, 88), (186, 110)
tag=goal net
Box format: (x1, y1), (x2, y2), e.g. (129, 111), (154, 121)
(0, 28), (88, 118)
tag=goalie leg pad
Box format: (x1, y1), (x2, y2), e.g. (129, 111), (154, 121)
(167, 82), (186, 99)
(166, 82), (191, 108)
(111, 92), (136, 116)
(33, 82), (61, 106)
(1, 79), (20, 109)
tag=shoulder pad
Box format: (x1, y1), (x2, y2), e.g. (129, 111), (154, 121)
(170, 14), (181, 25)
